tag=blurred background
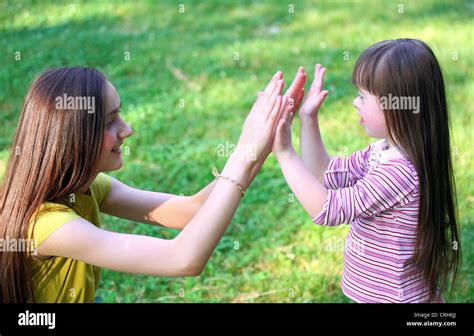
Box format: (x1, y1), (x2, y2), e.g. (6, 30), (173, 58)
(0, 0), (472, 302)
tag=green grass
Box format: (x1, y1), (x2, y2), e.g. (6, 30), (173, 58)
(0, 0), (472, 302)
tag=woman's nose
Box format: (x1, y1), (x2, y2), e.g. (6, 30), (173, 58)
(119, 122), (133, 139)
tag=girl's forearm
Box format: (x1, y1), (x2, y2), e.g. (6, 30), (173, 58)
(300, 115), (331, 182)
(277, 149), (328, 219)
(173, 152), (255, 274)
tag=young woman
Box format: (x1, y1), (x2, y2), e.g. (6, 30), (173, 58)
(0, 66), (305, 303)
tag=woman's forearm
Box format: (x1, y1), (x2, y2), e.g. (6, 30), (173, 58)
(173, 152), (256, 274)
(188, 156), (264, 221)
(300, 115), (331, 183)
(170, 69), (284, 274)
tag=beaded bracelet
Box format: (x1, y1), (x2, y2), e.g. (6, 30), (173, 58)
(212, 166), (245, 197)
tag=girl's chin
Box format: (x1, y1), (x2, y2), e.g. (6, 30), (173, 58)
(365, 130), (385, 139)
(363, 127), (376, 138)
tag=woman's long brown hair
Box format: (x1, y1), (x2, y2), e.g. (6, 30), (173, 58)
(0, 67), (107, 302)
(352, 39), (461, 301)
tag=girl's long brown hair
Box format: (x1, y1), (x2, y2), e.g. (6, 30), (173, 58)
(352, 38), (461, 301)
(0, 67), (107, 302)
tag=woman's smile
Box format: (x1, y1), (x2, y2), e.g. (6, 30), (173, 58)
(111, 143), (122, 154)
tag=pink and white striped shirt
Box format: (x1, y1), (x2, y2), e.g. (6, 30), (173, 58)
(312, 139), (432, 303)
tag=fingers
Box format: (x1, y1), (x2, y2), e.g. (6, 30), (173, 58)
(263, 79), (284, 119)
(268, 95), (283, 126)
(262, 71), (283, 101)
(276, 118), (287, 138)
(260, 72), (283, 113)
(274, 118), (286, 146)
(313, 63), (321, 79)
(316, 67), (326, 93)
(311, 64), (326, 94)
(251, 71), (282, 114)
(273, 95), (293, 135)
(281, 95), (294, 123)
(312, 90), (329, 111)
(250, 91), (264, 112)
(295, 87), (305, 112)
(284, 66), (306, 102)
(274, 111), (291, 150)
(272, 97), (288, 145)
(270, 79), (284, 104)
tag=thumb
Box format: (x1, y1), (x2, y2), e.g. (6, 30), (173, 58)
(313, 90), (329, 110)
(275, 118), (286, 140)
(289, 110), (296, 123)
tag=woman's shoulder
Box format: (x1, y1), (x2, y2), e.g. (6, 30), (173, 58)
(29, 202), (81, 248)
(29, 172), (110, 247)
(89, 173), (111, 207)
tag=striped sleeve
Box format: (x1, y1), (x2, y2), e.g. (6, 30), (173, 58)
(323, 144), (374, 189)
(313, 159), (417, 226)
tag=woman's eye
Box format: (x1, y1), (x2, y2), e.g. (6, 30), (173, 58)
(106, 111), (121, 127)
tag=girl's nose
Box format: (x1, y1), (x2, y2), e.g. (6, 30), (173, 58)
(352, 97), (359, 109)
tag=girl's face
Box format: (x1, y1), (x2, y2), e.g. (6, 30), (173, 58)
(352, 88), (387, 138)
(94, 81), (133, 173)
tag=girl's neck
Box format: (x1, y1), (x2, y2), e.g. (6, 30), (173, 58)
(385, 137), (398, 150)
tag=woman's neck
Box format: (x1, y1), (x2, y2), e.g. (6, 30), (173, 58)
(76, 173), (98, 194)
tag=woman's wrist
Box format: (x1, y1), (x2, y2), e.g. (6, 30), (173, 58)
(231, 145), (261, 169)
(219, 150), (256, 191)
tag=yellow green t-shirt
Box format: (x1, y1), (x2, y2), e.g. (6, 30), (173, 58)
(28, 173), (111, 303)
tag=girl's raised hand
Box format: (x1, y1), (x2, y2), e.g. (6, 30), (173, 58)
(272, 96), (294, 158)
(299, 64), (329, 118)
(236, 71), (285, 162)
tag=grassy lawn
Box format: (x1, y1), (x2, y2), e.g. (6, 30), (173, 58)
(0, 0), (472, 302)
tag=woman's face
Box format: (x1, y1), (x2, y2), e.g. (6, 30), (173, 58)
(352, 88), (387, 138)
(94, 81), (133, 173)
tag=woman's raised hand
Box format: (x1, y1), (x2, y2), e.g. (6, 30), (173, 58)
(283, 66), (307, 116)
(236, 71), (285, 162)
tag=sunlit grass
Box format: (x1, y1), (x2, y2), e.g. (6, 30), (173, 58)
(0, 0), (472, 302)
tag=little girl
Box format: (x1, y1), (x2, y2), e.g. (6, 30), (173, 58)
(272, 39), (461, 303)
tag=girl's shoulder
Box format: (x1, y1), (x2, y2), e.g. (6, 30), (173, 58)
(367, 139), (418, 177)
